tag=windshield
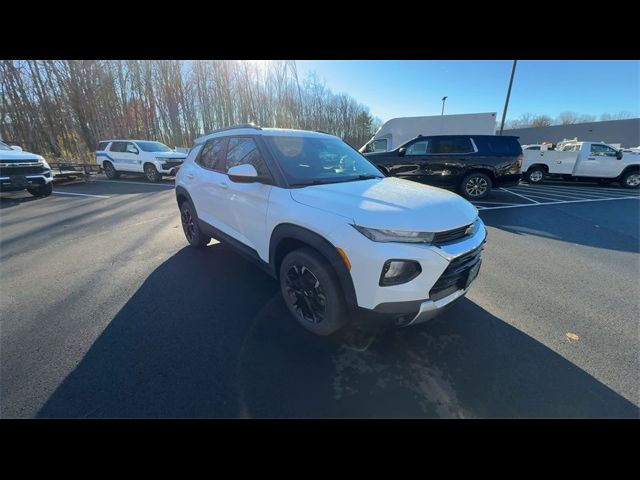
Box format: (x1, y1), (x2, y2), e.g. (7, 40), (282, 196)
(264, 135), (384, 186)
(135, 141), (173, 152)
(0, 142), (12, 151)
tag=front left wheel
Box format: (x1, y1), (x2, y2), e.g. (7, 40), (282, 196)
(279, 247), (347, 336)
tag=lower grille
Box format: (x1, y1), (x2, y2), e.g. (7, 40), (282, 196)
(161, 161), (183, 169)
(0, 165), (46, 176)
(429, 244), (484, 301)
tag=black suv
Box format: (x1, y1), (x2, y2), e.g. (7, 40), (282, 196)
(364, 135), (523, 200)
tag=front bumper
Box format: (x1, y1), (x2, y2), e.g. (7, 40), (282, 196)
(0, 173), (52, 191)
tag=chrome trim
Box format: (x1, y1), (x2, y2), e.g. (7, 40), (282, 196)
(428, 219), (486, 262)
(404, 286), (470, 326)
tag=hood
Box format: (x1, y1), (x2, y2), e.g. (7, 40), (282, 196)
(0, 150), (43, 162)
(290, 177), (478, 231)
(153, 152), (187, 160)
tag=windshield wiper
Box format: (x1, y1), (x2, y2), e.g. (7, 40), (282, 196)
(337, 174), (383, 183)
(289, 179), (334, 187)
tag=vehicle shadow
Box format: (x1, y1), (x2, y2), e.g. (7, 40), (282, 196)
(37, 244), (639, 418)
(0, 193), (45, 209)
(480, 197), (640, 254)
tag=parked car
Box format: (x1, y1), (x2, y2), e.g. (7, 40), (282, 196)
(363, 134), (523, 200)
(176, 124), (486, 336)
(359, 113), (497, 153)
(0, 141), (53, 197)
(95, 140), (187, 182)
(522, 141), (640, 187)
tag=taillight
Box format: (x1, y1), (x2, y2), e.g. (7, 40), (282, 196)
(515, 154), (523, 170)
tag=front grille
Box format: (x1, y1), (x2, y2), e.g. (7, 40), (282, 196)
(429, 243), (484, 301)
(162, 160), (183, 169)
(0, 165), (46, 176)
(433, 224), (472, 245)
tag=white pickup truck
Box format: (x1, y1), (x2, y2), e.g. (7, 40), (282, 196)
(522, 141), (640, 188)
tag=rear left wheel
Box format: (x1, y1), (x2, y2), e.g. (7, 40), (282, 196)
(180, 202), (210, 247)
(279, 247), (347, 336)
(620, 170), (640, 189)
(459, 172), (492, 200)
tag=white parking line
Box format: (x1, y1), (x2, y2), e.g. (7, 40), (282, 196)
(479, 196), (638, 211)
(499, 187), (539, 203)
(91, 180), (175, 188)
(53, 191), (110, 199)
(508, 186), (616, 199)
(510, 189), (590, 200)
(513, 185), (635, 198)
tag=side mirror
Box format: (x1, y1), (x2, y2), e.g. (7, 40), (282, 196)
(398, 147), (406, 157)
(10, 145), (23, 151)
(228, 164), (260, 183)
(616, 150), (623, 160)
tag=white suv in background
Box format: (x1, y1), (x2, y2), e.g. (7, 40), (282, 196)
(176, 125), (486, 336)
(96, 140), (187, 182)
(0, 141), (53, 197)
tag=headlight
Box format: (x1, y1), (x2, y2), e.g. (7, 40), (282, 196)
(40, 158), (51, 170)
(353, 225), (435, 243)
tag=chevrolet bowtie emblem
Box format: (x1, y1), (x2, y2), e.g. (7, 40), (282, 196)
(465, 223), (475, 236)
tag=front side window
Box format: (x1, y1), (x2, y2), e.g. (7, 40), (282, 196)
(405, 140), (429, 155)
(590, 144), (617, 157)
(136, 141), (173, 153)
(109, 141), (126, 152)
(197, 138), (227, 171)
(264, 135), (383, 186)
(225, 137), (271, 177)
(369, 139), (388, 153)
(429, 137), (474, 154)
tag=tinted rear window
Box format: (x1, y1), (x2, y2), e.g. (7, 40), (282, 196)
(428, 137), (474, 154)
(97, 141), (110, 151)
(475, 137), (522, 155)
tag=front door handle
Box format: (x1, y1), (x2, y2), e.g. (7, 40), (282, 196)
(218, 182), (228, 189)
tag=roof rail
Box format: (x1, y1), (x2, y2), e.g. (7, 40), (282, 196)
(315, 130), (332, 135)
(206, 123), (262, 135)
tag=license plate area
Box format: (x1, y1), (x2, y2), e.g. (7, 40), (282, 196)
(465, 260), (481, 288)
(10, 175), (28, 187)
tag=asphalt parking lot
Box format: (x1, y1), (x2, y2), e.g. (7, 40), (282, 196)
(1, 175), (639, 418)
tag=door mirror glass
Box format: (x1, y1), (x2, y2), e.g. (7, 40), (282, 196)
(228, 164), (259, 183)
(398, 147), (406, 157)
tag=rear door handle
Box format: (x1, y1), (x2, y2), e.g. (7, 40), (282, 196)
(218, 182), (228, 189)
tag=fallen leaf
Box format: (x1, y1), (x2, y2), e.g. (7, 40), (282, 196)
(566, 332), (579, 341)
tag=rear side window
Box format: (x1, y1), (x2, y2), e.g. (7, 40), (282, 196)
(97, 141), (110, 151)
(197, 137), (227, 171)
(477, 137), (522, 155)
(428, 137), (474, 154)
(110, 142), (126, 152)
(225, 137), (271, 178)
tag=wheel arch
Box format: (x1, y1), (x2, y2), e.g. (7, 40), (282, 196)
(525, 163), (549, 173)
(269, 223), (358, 310)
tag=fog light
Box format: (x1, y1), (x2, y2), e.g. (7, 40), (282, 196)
(379, 260), (422, 286)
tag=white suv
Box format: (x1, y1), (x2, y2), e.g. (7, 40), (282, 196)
(96, 140), (187, 182)
(176, 125), (486, 335)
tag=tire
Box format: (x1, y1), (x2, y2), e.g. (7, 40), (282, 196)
(144, 163), (162, 183)
(180, 201), (210, 247)
(459, 172), (492, 200)
(279, 247), (347, 336)
(103, 161), (120, 179)
(620, 170), (640, 189)
(524, 167), (545, 184)
(27, 183), (53, 197)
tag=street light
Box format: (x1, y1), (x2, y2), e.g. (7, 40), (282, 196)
(441, 96), (448, 116)
(499, 60), (518, 135)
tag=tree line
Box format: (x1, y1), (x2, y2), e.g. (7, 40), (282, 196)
(506, 111), (636, 129)
(0, 60), (381, 162)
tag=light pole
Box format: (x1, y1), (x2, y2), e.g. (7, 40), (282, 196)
(441, 96), (448, 116)
(499, 60), (518, 135)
